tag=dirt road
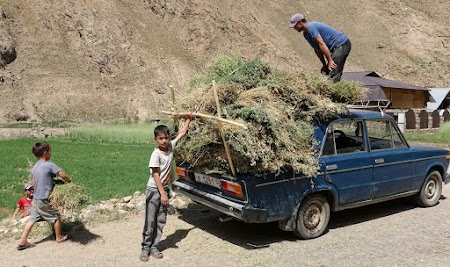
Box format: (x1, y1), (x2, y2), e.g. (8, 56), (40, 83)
(2, 185), (450, 267)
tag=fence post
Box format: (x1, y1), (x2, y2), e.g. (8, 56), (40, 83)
(398, 111), (406, 133)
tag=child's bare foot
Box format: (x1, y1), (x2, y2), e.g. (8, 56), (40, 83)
(56, 234), (69, 243)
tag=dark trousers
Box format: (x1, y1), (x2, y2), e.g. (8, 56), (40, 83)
(330, 39), (351, 83)
(141, 187), (167, 255)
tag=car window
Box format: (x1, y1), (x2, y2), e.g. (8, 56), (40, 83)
(367, 120), (406, 150)
(322, 121), (365, 156)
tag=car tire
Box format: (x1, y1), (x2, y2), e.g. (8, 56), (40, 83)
(416, 170), (442, 207)
(294, 194), (330, 239)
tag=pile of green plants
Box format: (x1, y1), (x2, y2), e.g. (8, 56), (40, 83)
(173, 54), (365, 176)
(50, 182), (89, 212)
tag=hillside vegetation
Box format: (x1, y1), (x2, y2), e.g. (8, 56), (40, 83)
(0, 0), (448, 123)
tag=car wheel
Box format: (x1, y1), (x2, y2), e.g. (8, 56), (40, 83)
(294, 195), (330, 239)
(416, 170), (442, 207)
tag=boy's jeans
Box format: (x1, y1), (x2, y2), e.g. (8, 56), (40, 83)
(141, 187), (167, 255)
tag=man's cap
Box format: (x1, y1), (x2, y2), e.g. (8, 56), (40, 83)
(289, 13), (305, 28)
(24, 183), (33, 190)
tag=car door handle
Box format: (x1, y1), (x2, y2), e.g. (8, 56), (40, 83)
(326, 164), (338, 171)
(375, 158), (384, 164)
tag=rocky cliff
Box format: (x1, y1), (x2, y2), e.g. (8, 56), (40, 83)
(0, 0), (448, 123)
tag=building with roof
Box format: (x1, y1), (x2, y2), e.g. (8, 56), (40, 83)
(426, 88), (450, 112)
(342, 71), (434, 109)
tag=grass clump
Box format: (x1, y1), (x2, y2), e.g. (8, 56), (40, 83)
(174, 54), (365, 176)
(50, 183), (89, 212)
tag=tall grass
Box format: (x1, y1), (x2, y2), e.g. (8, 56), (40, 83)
(66, 123), (157, 144)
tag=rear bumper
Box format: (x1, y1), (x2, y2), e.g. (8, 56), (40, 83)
(173, 181), (268, 223)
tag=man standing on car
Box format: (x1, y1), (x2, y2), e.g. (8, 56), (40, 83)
(290, 13), (351, 82)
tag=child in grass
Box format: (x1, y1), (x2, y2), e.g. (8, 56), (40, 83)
(140, 116), (192, 262)
(17, 141), (72, 250)
(12, 183), (34, 218)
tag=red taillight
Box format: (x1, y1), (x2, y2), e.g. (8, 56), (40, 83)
(447, 155), (450, 174)
(221, 180), (243, 197)
(176, 167), (189, 179)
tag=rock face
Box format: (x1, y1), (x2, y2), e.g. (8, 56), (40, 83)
(0, 7), (16, 67)
(0, 1), (449, 124)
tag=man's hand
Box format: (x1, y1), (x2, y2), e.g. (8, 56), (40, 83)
(327, 60), (337, 70)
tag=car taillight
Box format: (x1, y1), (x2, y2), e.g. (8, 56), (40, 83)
(176, 167), (189, 179)
(221, 180), (243, 197)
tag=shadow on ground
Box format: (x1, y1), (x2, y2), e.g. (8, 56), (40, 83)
(177, 195), (445, 249)
(35, 220), (102, 246)
(159, 227), (195, 252)
(177, 204), (296, 250)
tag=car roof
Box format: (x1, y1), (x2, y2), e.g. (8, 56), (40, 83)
(313, 109), (394, 143)
(336, 109), (393, 120)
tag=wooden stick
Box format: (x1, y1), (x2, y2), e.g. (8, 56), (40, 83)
(161, 111), (247, 128)
(169, 85), (179, 130)
(212, 81), (237, 177)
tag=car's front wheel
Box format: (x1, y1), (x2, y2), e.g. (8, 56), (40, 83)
(294, 194), (330, 239)
(416, 170), (442, 207)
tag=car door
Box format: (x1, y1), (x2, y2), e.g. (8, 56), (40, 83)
(366, 119), (415, 198)
(320, 120), (373, 204)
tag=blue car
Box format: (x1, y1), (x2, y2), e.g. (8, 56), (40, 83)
(173, 109), (450, 239)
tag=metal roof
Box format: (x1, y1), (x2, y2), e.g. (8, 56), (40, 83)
(342, 71), (430, 102)
(427, 88), (450, 111)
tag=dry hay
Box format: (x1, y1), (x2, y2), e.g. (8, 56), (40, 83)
(172, 54), (365, 176)
(50, 182), (89, 212)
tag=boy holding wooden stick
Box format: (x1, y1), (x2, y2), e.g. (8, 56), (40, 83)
(140, 115), (192, 262)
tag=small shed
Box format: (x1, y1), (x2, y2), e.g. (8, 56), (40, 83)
(426, 88), (450, 111)
(342, 71), (434, 109)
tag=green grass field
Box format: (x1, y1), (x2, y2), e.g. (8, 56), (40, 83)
(0, 124), (158, 219)
(65, 123), (156, 144)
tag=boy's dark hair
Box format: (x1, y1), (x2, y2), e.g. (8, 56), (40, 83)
(32, 142), (50, 158)
(154, 125), (170, 137)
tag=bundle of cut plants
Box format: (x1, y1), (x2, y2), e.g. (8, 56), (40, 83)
(170, 54), (365, 177)
(50, 182), (89, 213)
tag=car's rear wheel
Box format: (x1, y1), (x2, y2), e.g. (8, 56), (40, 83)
(294, 195), (330, 239)
(416, 170), (442, 207)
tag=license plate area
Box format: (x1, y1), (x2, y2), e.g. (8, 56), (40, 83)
(194, 173), (221, 189)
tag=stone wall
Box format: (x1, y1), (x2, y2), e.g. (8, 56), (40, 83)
(388, 109), (450, 131)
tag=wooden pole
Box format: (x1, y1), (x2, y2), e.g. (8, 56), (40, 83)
(161, 111), (246, 128)
(212, 81), (237, 177)
(169, 85), (179, 131)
